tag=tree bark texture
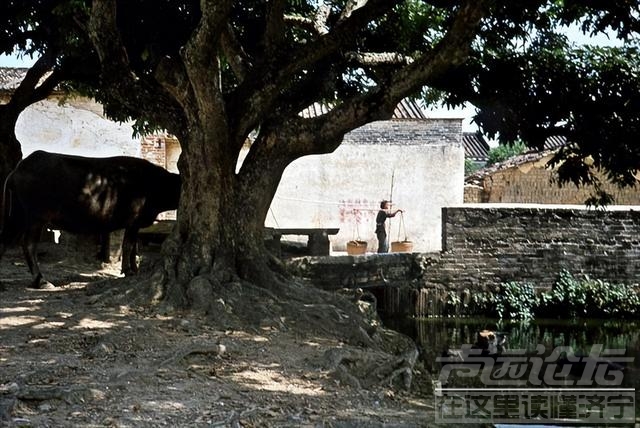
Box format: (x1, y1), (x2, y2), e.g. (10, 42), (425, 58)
(0, 109), (22, 191)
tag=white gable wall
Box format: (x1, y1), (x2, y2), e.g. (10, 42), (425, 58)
(15, 97), (139, 158)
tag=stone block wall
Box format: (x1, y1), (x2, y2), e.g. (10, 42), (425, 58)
(343, 118), (461, 147)
(427, 205), (640, 289)
(288, 252), (430, 290)
(289, 204), (640, 316)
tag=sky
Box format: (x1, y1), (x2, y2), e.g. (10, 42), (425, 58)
(0, 24), (623, 134)
(0, 52), (36, 67)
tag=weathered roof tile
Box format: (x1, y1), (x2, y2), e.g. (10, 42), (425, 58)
(463, 132), (490, 161)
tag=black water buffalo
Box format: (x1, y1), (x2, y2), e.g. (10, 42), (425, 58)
(0, 150), (180, 288)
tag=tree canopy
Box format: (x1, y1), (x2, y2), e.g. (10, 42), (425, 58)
(1, 0), (639, 298)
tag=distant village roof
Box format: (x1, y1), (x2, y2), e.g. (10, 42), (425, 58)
(0, 67), (59, 97)
(463, 132), (490, 162)
(543, 135), (567, 150)
(300, 98), (430, 120)
(465, 135), (569, 184)
(393, 99), (427, 119)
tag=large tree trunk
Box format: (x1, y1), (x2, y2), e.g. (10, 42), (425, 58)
(0, 106), (24, 191)
(157, 125), (289, 308)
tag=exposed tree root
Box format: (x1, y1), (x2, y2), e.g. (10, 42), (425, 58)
(87, 257), (420, 391)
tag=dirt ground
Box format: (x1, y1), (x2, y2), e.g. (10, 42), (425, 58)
(0, 243), (444, 427)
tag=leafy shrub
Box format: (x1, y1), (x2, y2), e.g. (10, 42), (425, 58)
(579, 275), (640, 317)
(539, 270), (640, 319)
(441, 271), (640, 320)
(486, 140), (528, 166)
(495, 281), (537, 321)
(464, 159), (481, 176)
(543, 269), (588, 317)
(467, 282), (536, 321)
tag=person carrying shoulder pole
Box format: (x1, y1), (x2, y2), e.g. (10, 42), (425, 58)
(375, 200), (403, 253)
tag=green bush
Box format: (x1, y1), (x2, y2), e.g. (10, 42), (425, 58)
(536, 270), (639, 319)
(496, 281), (537, 321)
(543, 269), (588, 317)
(486, 140), (528, 166)
(464, 159), (481, 176)
(461, 270), (640, 320)
(469, 282), (536, 321)
(567, 272), (639, 317)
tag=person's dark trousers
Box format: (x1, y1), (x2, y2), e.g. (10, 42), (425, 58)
(377, 230), (388, 253)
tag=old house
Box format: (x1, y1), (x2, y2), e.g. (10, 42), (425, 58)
(464, 137), (640, 205)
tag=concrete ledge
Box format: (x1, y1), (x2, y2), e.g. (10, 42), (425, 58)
(286, 252), (439, 291)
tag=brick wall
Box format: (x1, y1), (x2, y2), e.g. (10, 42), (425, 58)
(140, 135), (177, 220)
(426, 205), (640, 289)
(288, 205), (640, 316)
(343, 118), (461, 147)
(140, 135), (167, 167)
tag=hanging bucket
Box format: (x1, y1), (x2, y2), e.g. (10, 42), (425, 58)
(347, 209), (367, 255)
(346, 240), (368, 255)
(391, 212), (413, 253)
(391, 240), (413, 253)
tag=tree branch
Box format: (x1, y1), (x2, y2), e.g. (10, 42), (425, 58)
(86, 0), (187, 135)
(339, 0), (369, 23)
(279, 0), (399, 82)
(230, 0), (400, 146)
(279, 0), (490, 158)
(182, 2), (223, 71)
(283, 15), (322, 35)
(87, 0), (132, 79)
(314, 3), (332, 34)
(154, 56), (193, 110)
(221, 23), (251, 82)
(389, 0), (490, 96)
(283, 3), (331, 36)
(263, 0), (286, 56)
(181, 0), (232, 124)
(10, 50), (59, 108)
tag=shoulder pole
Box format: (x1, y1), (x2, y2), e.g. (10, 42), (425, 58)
(387, 169), (395, 249)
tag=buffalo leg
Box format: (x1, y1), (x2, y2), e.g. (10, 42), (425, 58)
(97, 232), (111, 262)
(121, 228), (139, 275)
(22, 224), (54, 289)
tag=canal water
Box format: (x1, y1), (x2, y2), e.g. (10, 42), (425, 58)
(386, 317), (640, 424)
